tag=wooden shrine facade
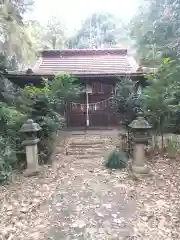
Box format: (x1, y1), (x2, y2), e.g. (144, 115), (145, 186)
(5, 48), (148, 128)
(66, 78), (117, 127)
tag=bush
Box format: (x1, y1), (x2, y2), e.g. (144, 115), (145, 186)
(0, 105), (26, 181)
(113, 77), (140, 127)
(0, 137), (16, 182)
(21, 74), (81, 164)
(36, 115), (65, 164)
(0, 73), (81, 182)
(105, 149), (128, 169)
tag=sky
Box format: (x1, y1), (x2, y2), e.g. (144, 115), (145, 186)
(27, 0), (140, 34)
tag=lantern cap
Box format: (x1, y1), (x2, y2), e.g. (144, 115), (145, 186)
(20, 119), (41, 133)
(129, 113), (152, 129)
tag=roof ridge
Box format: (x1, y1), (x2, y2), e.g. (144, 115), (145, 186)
(39, 48), (127, 51)
(39, 48), (128, 57)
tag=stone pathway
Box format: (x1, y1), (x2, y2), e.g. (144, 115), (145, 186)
(45, 133), (136, 240)
(1, 131), (179, 239)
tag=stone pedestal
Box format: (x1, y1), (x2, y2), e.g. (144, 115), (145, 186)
(23, 139), (40, 177)
(131, 143), (150, 176)
(23, 140), (40, 177)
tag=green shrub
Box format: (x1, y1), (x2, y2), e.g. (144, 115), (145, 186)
(0, 137), (17, 182)
(36, 115), (65, 164)
(0, 102), (27, 180)
(105, 149), (128, 169)
(21, 74), (80, 164)
(0, 73), (81, 182)
(113, 77), (140, 127)
(23, 87), (65, 164)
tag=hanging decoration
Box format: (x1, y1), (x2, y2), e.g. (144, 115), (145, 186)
(71, 97), (113, 112)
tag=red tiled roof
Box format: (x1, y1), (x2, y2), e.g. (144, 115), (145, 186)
(33, 48), (140, 76)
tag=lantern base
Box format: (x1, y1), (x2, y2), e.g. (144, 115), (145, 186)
(23, 168), (40, 177)
(131, 165), (151, 177)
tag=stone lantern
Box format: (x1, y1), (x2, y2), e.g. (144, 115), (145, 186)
(129, 112), (152, 176)
(20, 119), (41, 177)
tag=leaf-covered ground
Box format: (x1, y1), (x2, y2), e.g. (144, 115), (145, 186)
(0, 138), (180, 239)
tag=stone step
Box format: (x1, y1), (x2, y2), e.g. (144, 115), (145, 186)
(68, 145), (113, 150)
(69, 147), (111, 152)
(78, 155), (104, 159)
(68, 144), (104, 149)
(69, 141), (107, 145)
(67, 149), (105, 156)
(68, 148), (103, 152)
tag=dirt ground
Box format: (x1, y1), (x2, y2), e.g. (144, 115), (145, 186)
(0, 134), (180, 240)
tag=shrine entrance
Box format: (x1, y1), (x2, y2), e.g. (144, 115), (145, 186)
(66, 81), (119, 127)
